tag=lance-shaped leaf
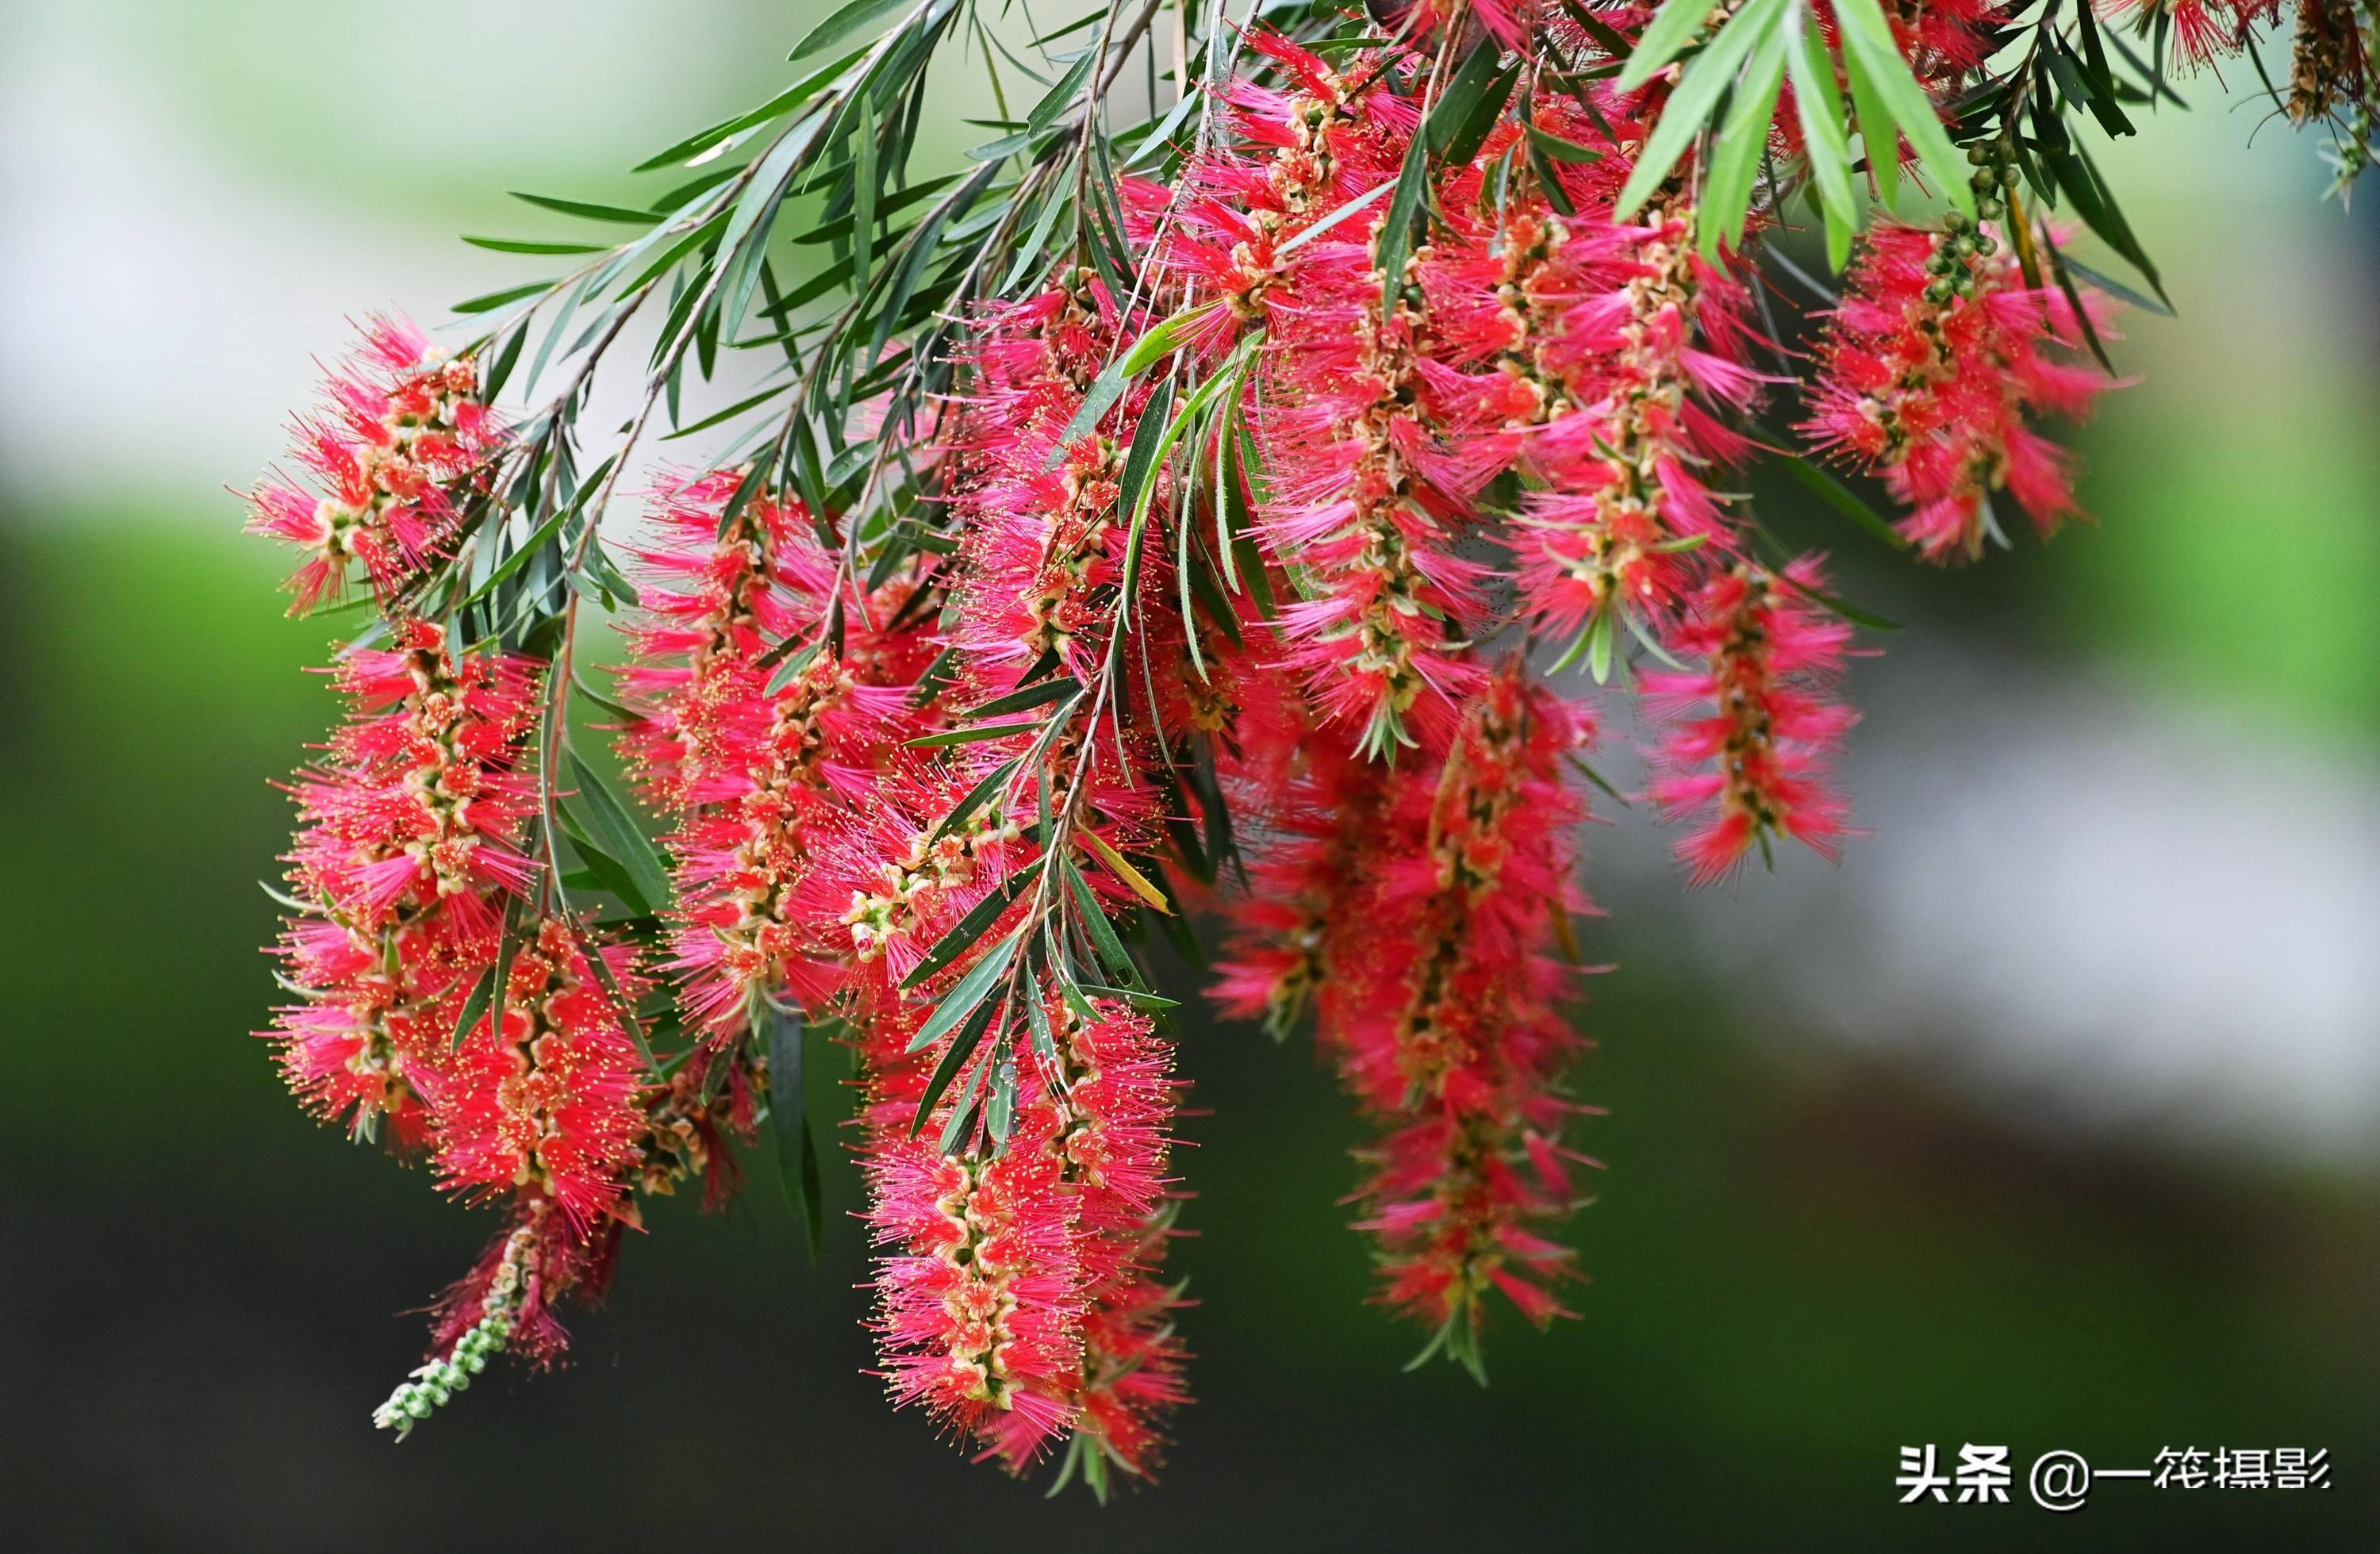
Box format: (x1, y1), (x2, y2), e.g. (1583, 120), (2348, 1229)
(902, 858), (1049, 990)
(1696, 6), (1791, 262)
(768, 1003), (826, 1259)
(1078, 831), (1173, 915)
(566, 751), (672, 914)
(904, 927), (1022, 1053)
(1832, 0), (1973, 217)
(1615, 0), (1786, 220)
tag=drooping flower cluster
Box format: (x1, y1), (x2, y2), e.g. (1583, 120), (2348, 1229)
(264, 619), (541, 1148)
(615, 470), (935, 1039)
(263, 615), (652, 1406)
(1645, 562), (1859, 884)
(1802, 217), (2117, 561)
(1345, 670), (1597, 1341)
(237, 0), (2185, 1487)
(858, 984), (1184, 1477)
(245, 315), (497, 613)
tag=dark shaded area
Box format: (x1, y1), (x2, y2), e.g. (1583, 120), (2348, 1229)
(2, 519), (2372, 1550)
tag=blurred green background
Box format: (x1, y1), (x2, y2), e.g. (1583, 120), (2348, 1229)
(2, 3), (2374, 1547)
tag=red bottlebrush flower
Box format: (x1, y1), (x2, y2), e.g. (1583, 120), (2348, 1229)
(1331, 670), (1599, 1346)
(1050, 999), (1190, 1481)
(614, 468), (940, 1045)
(244, 314), (497, 614)
(1211, 723), (1398, 1042)
(1645, 559), (1859, 884)
(1250, 206), (1499, 756)
(855, 971), (1191, 1481)
(1802, 219), (2120, 562)
(1505, 201), (1768, 649)
(417, 919), (650, 1234)
(864, 1065), (1087, 1467)
(2102, 0), (2277, 69)
(263, 620), (544, 1147)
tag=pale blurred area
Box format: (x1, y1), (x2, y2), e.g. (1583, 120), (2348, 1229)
(2, 3), (2372, 1162)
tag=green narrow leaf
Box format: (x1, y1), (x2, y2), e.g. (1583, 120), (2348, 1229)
(965, 677), (1081, 719)
(509, 191), (660, 225)
(1430, 49), (1519, 169)
(718, 117), (824, 347)
(660, 382), (794, 441)
(1775, 451), (1908, 548)
(2063, 136), (2169, 308)
(1783, 10), (1858, 271)
(453, 281), (553, 316)
(463, 236), (608, 255)
(903, 858), (1048, 990)
(868, 160), (1000, 366)
(2055, 252), (2172, 317)
(927, 757), (1022, 848)
(1832, 0), (1972, 217)
(904, 720), (1049, 748)
(791, 0), (914, 60)
(1374, 121), (1431, 317)
(566, 751), (672, 913)
(904, 929), (1022, 1054)
(1525, 125), (1605, 164)
(1617, 0), (1720, 92)
(1839, 26), (1901, 213)
(1062, 860), (1142, 987)
(1114, 376), (1177, 535)
(480, 319), (527, 403)
(853, 97), (877, 294)
(555, 804), (653, 908)
(2040, 228), (2120, 376)
(1614, 0), (1784, 220)
(911, 994), (1001, 1139)
(1698, 16), (1791, 262)
(767, 1003), (825, 1259)
(447, 965), (496, 1051)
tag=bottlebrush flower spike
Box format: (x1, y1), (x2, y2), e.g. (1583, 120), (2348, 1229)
(1802, 217), (2120, 562)
(615, 469), (938, 1044)
(1332, 669), (1599, 1360)
(860, 996), (1087, 1468)
(416, 918), (649, 1234)
(1645, 560), (1859, 884)
(263, 620), (543, 1146)
(244, 314), (497, 614)
(2105, 0), (2278, 69)
(1252, 198), (1495, 755)
(1050, 997), (1189, 1486)
(1510, 198), (1767, 651)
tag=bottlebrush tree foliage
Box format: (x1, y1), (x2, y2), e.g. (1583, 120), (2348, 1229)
(242, 0), (2365, 1493)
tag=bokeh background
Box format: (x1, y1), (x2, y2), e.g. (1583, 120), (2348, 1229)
(2, 3), (2374, 1547)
